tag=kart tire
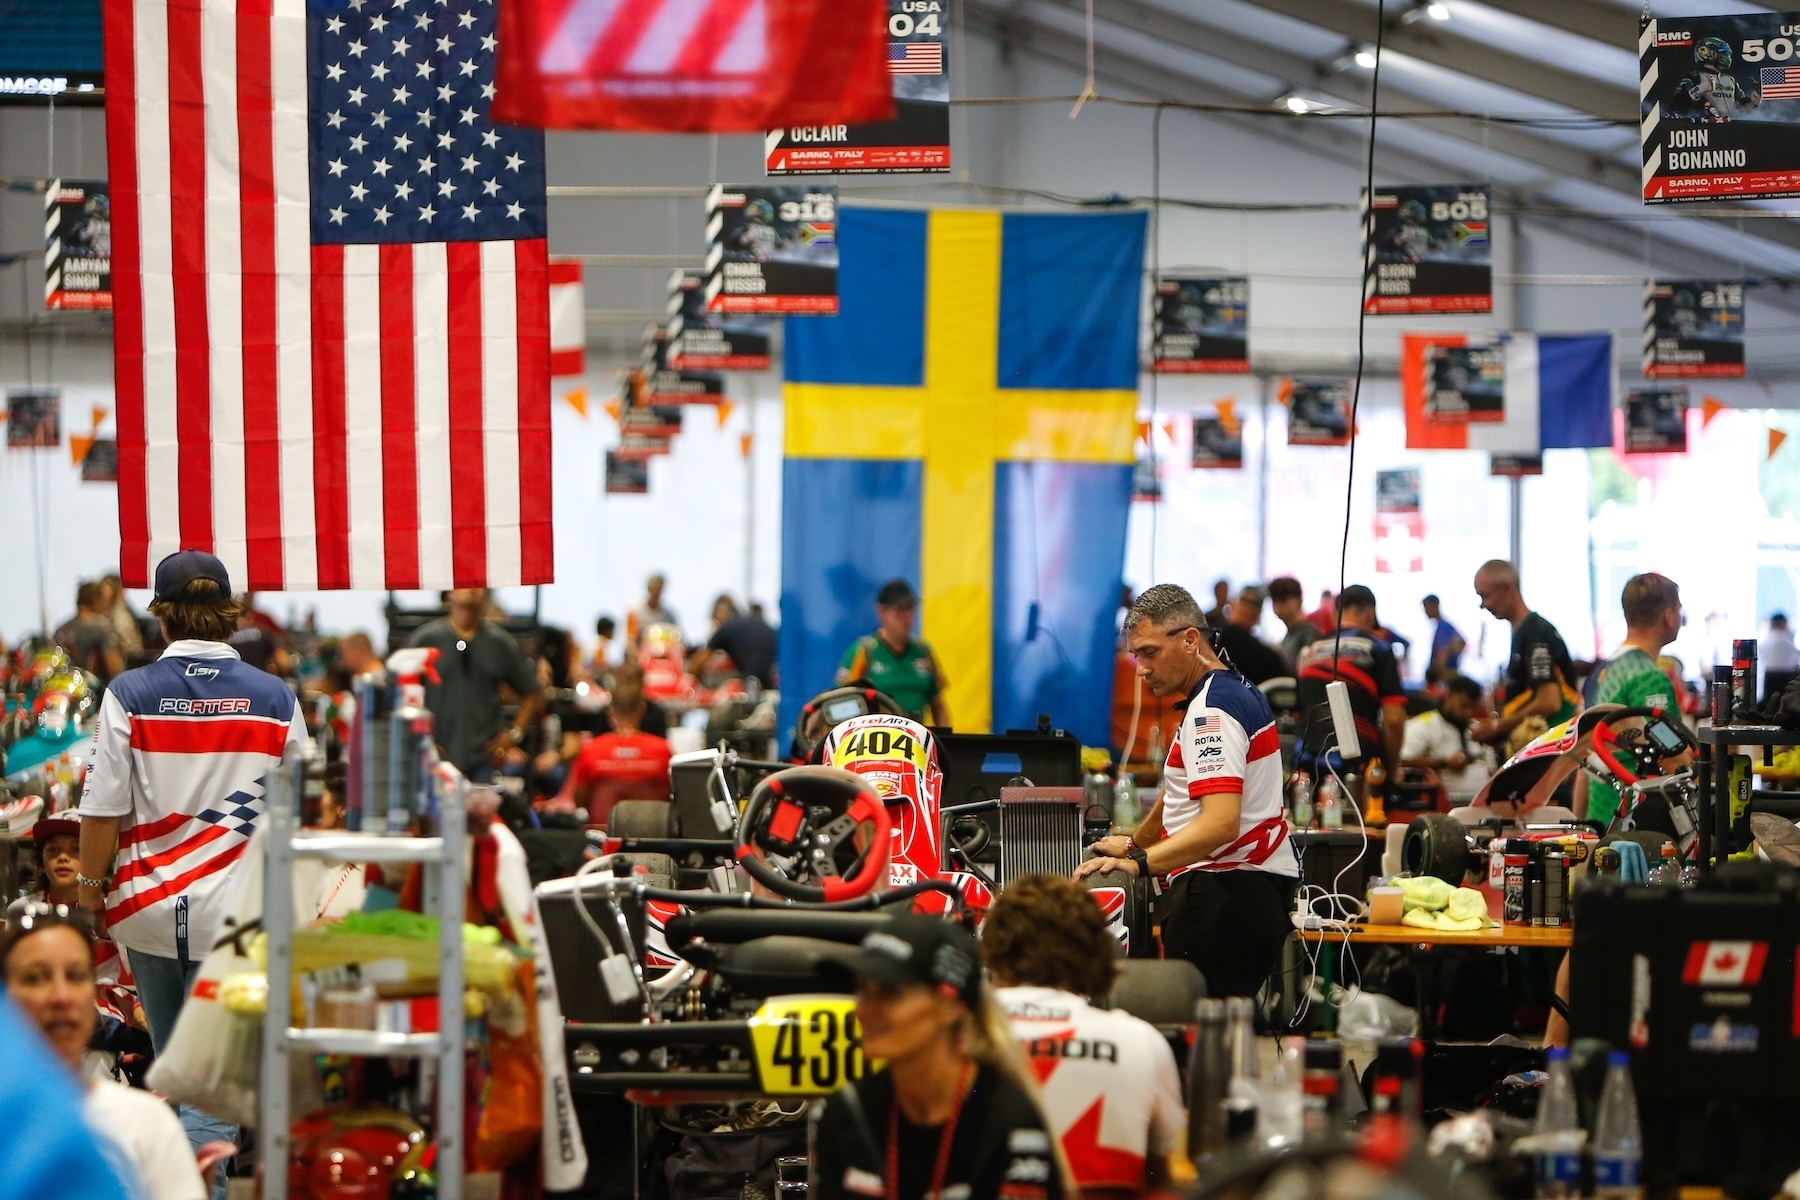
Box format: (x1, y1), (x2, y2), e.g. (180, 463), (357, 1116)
(1403, 812), (1472, 885)
(1106, 958), (1207, 1025)
(1080, 868), (1155, 959)
(608, 800), (672, 839)
(617, 852), (677, 881)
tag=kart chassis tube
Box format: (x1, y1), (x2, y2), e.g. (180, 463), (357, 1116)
(565, 1020), (760, 1094)
(579, 877), (968, 912)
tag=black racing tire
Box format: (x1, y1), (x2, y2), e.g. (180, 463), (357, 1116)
(1403, 812), (1473, 885)
(607, 800), (672, 839)
(1106, 958), (1207, 1025)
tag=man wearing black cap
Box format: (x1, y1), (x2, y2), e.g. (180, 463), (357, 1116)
(812, 913), (1066, 1200)
(836, 579), (949, 725)
(1292, 584), (1408, 773)
(76, 550), (308, 1173)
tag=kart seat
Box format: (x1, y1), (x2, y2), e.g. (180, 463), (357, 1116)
(681, 935), (863, 999)
(664, 909), (894, 949)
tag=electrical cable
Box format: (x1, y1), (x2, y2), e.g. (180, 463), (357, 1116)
(1147, 101), (1168, 583)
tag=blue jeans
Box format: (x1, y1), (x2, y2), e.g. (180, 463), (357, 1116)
(128, 947), (236, 1200)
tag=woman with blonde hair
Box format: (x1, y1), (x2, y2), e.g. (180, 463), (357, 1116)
(811, 912), (1074, 1200)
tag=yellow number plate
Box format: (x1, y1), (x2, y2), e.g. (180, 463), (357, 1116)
(747, 995), (878, 1096)
(830, 721), (928, 771)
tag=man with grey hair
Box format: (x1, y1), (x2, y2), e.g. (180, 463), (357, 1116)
(1078, 584), (1298, 997)
(1471, 559), (1578, 748)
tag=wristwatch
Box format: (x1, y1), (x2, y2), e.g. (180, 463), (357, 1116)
(1125, 846), (1151, 878)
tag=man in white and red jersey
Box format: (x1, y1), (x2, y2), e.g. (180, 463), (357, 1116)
(1080, 583), (1298, 998)
(984, 875), (1184, 1199)
(77, 550), (307, 1167)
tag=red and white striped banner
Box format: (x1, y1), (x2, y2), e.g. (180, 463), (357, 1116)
(104, 0), (554, 591)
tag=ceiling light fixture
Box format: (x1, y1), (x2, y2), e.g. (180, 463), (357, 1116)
(1284, 94), (1312, 113)
(1426, 3), (1450, 19)
(1353, 47), (1378, 69)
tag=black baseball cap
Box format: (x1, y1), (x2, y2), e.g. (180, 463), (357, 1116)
(876, 579), (918, 609)
(153, 549), (232, 603)
(831, 912), (983, 1007)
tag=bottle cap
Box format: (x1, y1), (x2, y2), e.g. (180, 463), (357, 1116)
(1608, 1050), (1630, 1067)
(1304, 1040), (1342, 1071)
(1546, 1046), (1568, 1061)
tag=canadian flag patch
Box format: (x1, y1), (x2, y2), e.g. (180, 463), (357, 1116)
(1681, 940), (1768, 987)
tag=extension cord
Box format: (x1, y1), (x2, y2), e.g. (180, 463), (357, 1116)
(1325, 679), (1361, 762)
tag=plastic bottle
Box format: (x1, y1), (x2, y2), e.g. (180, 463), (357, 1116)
(1147, 723), (1165, 772)
(1592, 1051), (1643, 1200)
(1318, 775), (1343, 830)
(1290, 771), (1315, 829)
(1532, 1046), (1585, 1199)
(1648, 843), (1681, 887)
(1113, 771), (1140, 831)
(1260, 1037), (1304, 1150)
(1365, 757), (1387, 825)
(1679, 862), (1700, 888)
(1300, 1040), (1341, 1137)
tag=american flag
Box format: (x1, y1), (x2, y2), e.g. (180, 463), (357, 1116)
(888, 41), (943, 75)
(1194, 714), (1221, 733)
(104, 0), (553, 592)
(1763, 66), (1800, 99)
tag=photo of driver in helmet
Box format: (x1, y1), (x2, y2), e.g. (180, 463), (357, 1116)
(729, 197), (786, 262)
(1669, 36), (1761, 121)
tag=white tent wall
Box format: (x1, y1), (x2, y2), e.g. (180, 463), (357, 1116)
(0, 27), (1790, 673)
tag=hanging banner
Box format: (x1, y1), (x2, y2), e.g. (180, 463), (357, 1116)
(1191, 409), (1243, 470)
(1624, 386), (1691, 453)
(549, 258), (585, 377)
(43, 180), (111, 311)
(1489, 454), (1543, 477)
(1374, 467), (1424, 574)
(5, 388), (61, 448)
(667, 270), (773, 370)
(765, 0), (949, 175)
(1642, 279), (1745, 378)
(605, 453), (650, 494)
(1362, 185), (1492, 315)
(490, 0), (893, 134)
(1639, 14), (1800, 202)
(1425, 341), (1506, 424)
(1285, 377), (1353, 446)
(1151, 276), (1249, 373)
(1132, 455), (1163, 502)
(642, 329), (728, 405)
(81, 439), (119, 482)
(705, 184), (838, 313)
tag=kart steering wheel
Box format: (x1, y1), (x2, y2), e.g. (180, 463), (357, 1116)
(734, 767), (893, 902)
(1588, 706), (1694, 789)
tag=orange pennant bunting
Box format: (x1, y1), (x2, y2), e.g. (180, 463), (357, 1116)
(1135, 419), (1152, 445)
(69, 435), (94, 466)
(1772, 429), (1789, 459)
(717, 399), (736, 430)
(739, 433), (754, 459)
(1158, 416), (1177, 441)
(1216, 398), (1240, 436)
(90, 405), (108, 430)
(1702, 395), (1725, 428)
(563, 388), (589, 418)
(603, 397), (622, 423)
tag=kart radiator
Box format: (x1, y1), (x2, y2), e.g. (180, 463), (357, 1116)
(998, 787), (1086, 885)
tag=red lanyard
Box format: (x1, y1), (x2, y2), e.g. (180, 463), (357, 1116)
(886, 1060), (975, 1200)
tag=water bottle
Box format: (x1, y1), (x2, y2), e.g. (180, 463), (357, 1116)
(1260, 1037), (1305, 1150)
(1319, 775), (1343, 830)
(1113, 771), (1140, 831)
(1290, 771), (1315, 829)
(1532, 1047), (1584, 1198)
(1592, 1051), (1643, 1200)
(1679, 862), (1700, 888)
(1648, 843), (1681, 887)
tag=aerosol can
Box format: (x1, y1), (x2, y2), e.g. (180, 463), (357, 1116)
(384, 647), (442, 834)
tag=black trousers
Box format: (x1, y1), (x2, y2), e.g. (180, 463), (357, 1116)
(1160, 869), (1299, 999)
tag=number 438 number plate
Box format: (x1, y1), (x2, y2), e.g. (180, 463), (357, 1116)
(748, 996), (877, 1095)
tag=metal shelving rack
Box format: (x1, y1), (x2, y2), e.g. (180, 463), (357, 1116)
(257, 753), (467, 1200)
(1697, 722), (1800, 870)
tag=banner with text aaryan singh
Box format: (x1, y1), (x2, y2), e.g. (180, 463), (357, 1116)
(1641, 13), (1800, 201)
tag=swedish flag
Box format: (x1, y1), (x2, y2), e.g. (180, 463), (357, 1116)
(779, 207), (1147, 745)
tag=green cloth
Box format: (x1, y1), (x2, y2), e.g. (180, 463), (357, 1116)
(838, 634), (943, 720)
(1587, 646), (1676, 829)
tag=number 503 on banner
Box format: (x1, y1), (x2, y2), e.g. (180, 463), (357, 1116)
(749, 996), (880, 1095)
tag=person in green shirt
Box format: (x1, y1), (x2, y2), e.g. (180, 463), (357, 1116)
(836, 579), (951, 726)
(1582, 572), (1683, 830)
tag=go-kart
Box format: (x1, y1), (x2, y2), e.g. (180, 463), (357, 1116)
(545, 700), (1157, 1106)
(1401, 704), (1698, 886)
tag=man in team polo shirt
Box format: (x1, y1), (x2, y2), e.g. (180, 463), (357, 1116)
(77, 550), (308, 1165)
(1078, 584), (1298, 998)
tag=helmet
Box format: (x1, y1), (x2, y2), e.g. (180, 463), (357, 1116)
(745, 198), (775, 224)
(822, 713), (940, 815)
(1696, 36), (1732, 70)
(1398, 199), (1428, 225)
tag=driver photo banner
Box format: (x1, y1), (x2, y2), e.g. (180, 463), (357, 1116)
(1624, 386), (1691, 454)
(1362, 184), (1492, 315)
(667, 270), (773, 370)
(765, 0), (949, 175)
(1151, 276), (1249, 373)
(706, 184), (839, 313)
(44, 180), (112, 311)
(1640, 13), (1800, 202)
(1284, 377), (1352, 446)
(1642, 279), (1745, 378)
